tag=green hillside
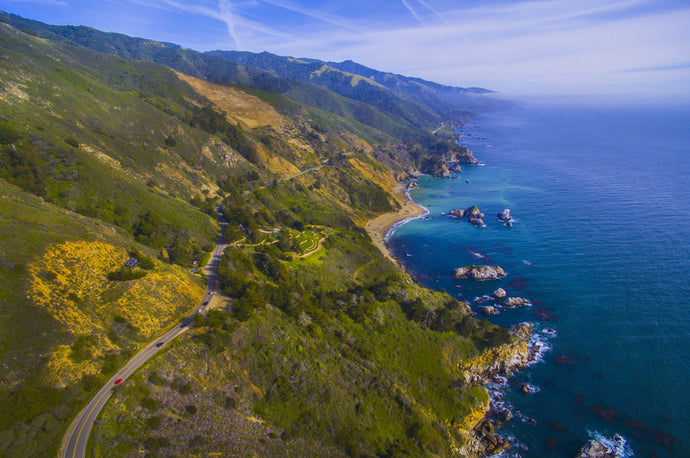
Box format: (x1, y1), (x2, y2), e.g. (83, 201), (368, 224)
(0, 14), (519, 457)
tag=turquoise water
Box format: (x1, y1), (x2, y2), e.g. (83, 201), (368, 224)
(388, 103), (690, 456)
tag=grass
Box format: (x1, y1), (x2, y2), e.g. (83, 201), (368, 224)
(0, 179), (204, 457)
(0, 20), (519, 458)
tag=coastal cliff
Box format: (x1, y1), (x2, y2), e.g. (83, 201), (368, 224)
(460, 323), (536, 385)
(454, 323), (537, 456)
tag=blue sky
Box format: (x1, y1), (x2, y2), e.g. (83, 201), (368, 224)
(1, 0), (689, 98)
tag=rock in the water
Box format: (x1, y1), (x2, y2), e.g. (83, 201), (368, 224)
(449, 208), (465, 218)
(499, 409), (512, 423)
(497, 209), (512, 222)
(406, 181), (421, 190)
(575, 439), (616, 458)
(503, 297), (530, 308)
(469, 217), (485, 227)
(465, 206), (486, 227)
(479, 305), (498, 316)
(491, 288), (507, 299)
(520, 384), (531, 394)
(452, 265), (506, 281)
(466, 205), (484, 219)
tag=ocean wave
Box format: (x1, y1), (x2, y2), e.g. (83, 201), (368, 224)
(527, 330), (553, 366)
(589, 431), (635, 457)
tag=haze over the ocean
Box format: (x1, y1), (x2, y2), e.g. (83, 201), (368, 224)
(1, 0), (688, 98)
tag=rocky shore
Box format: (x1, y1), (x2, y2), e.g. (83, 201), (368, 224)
(455, 323), (538, 456)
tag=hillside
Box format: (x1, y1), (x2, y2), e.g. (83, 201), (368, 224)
(1, 14), (522, 458)
(209, 50), (511, 125)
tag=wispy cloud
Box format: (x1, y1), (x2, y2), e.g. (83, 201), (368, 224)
(400, 0), (424, 24)
(9, 0), (687, 95)
(417, 0), (446, 23)
(218, 0), (240, 47)
(258, 0), (363, 32)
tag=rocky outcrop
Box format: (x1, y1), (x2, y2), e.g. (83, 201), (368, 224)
(454, 322), (537, 457)
(491, 288), (506, 299)
(457, 419), (509, 458)
(448, 205), (486, 226)
(438, 163), (452, 178)
(497, 209), (511, 222)
(406, 181), (421, 190)
(479, 305), (498, 316)
(466, 206), (485, 227)
(459, 322), (536, 385)
(454, 147), (480, 165)
(449, 208), (465, 218)
(502, 297), (530, 308)
(452, 265), (506, 281)
(450, 162), (463, 173)
(575, 440), (616, 458)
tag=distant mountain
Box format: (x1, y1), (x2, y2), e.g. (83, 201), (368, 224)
(1, 12), (461, 137)
(208, 51), (512, 123)
(0, 11), (510, 136)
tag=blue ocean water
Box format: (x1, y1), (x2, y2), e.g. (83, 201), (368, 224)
(388, 103), (690, 457)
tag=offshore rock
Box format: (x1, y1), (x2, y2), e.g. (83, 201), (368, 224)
(452, 265), (506, 281)
(466, 205), (484, 219)
(491, 288), (507, 299)
(479, 305), (498, 316)
(466, 206), (485, 227)
(470, 217), (485, 227)
(575, 440), (616, 458)
(497, 209), (512, 222)
(459, 322), (535, 385)
(503, 297), (530, 308)
(449, 208), (465, 218)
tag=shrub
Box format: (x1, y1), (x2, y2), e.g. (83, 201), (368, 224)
(64, 137), (79, 148)
(0, 122), (21, 144)
(140, 397), (159, 410)
(107, 266), (147, 281)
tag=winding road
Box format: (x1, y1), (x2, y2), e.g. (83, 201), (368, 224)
(60, 207), (227, 458)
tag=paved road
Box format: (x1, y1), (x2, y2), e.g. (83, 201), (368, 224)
(61, 207), (227, 458)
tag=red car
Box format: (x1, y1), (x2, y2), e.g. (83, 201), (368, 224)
(114, 378), (122, 385)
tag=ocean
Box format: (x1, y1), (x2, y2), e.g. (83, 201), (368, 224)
(388, 102), (690, 457)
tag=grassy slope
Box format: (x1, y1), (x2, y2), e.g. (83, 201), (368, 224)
(0, 23), (222, 244)
(0, 18), (515, 458)
(0, 179), (205, 457)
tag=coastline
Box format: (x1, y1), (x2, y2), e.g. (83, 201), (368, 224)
(365, 182), (427, 267)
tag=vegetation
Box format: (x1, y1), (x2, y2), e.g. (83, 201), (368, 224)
(0, 14), (518, 458)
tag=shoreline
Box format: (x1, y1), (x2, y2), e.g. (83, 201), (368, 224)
(365, 182), (427, 267)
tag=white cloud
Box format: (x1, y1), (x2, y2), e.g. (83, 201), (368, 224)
(244, 0), (690, 96)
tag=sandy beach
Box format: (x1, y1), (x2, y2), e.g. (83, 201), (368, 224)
(365, 183), (426, 266)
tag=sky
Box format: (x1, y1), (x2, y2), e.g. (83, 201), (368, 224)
(1, 0), (689, 98)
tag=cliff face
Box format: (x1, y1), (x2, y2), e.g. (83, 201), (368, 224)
(454, 323), (536, 457)
(460, 322), (535, 385)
